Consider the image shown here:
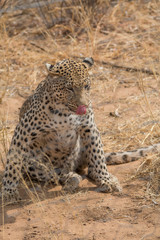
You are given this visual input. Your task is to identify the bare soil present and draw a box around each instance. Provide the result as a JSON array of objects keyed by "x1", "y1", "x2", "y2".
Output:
[{"x1": 0, "y1": 1, "x2": 160, "y2": 239}]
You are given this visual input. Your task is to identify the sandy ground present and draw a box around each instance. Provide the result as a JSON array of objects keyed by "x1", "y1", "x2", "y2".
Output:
[{"x1": 1, "y1": 163, "x2": 160, "y2": 240}]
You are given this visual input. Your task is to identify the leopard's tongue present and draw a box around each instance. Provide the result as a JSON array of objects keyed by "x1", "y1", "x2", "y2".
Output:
[{"x1": 76, "y1": 105, "x2": 87, "y2": 115}]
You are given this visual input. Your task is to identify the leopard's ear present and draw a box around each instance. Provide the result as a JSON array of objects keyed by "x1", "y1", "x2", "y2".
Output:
[
  {"x1": 82, "y1": 57, "x2": 94, "y2": 68},
  {"x1": 46, "y1": 63, "x2": 54, "y2": 71}
]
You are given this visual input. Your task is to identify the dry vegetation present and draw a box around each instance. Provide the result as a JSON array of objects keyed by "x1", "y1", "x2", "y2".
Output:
[{"x1": 0, "y1": 0, "x2": 160, "y2": 239}]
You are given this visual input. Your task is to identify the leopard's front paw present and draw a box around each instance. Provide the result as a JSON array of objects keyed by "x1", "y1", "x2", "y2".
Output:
[
  {"x1": 0, "y1": 188, "x2": 21, "y2": 204},
  {"x1": 109, "y1": 173, "x2": 122, "y2": 192},
  {"x1": 96, "y1": 174, "x2": 122, "y2": 193},
  {"x1": 62, "y1": 173, "x2": 82, "y2": 192}
]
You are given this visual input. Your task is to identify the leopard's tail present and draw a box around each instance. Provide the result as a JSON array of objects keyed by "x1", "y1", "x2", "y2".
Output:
[{"x1": 105, "y1": 143, "x2": 160, "y2": 165}]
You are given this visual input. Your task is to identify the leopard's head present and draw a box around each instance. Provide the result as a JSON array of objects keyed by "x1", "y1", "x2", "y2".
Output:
[{"x1": 46, "y1": 57, "x2": 94, "y2": 114}]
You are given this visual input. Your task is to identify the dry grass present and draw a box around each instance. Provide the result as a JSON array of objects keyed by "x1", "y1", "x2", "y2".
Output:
[{"x1": 0, "y1": 0, "x2": 160, "y2": 205}]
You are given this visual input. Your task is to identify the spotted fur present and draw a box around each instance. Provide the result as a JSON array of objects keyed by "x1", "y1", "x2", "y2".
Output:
[{"x1": 105, "y1": 144, "x2": 160, "y2": 165}]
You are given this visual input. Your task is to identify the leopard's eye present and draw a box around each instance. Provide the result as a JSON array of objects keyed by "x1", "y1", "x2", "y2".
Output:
[{"x1": 84, "y1": 85, "x2": 90, "y2": 90}]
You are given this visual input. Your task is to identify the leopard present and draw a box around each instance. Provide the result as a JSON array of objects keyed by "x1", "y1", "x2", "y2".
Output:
[
  {"x1": 1, "y1": 57, "x2": 160, "y2": 203},
  {"x1": 1, "y1": 57, "x2": 122, "y2": 203}
]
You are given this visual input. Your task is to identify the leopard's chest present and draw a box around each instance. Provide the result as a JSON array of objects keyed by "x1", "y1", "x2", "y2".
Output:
[
  {"x1": 41, "y1": 127, "x2": 80, "y2": 167},
  {"x1": 40, "y1": 114, "x2": 80, "y2": 159}
]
